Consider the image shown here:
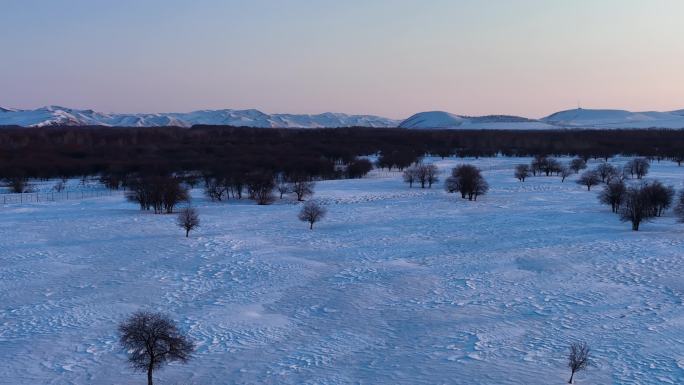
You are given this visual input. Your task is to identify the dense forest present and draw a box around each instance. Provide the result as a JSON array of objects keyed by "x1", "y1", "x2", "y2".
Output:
[{"x1": 1, "y1": 125, "x2": 684, "y2": 181}]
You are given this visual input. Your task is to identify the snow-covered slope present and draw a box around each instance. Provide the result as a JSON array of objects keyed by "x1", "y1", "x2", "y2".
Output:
[
  {"x1": 4, "y1": 106, "x2": 684, "y2": 129},
  {"x1": 542, "y1": 108, "x2": 684, "y2": 129},
  {"x1": 399, "y1": 111, "x2": 557, "y2": 130},
  {"x1": 0, "y1": 106, "x2": 400, "y2": 128}
]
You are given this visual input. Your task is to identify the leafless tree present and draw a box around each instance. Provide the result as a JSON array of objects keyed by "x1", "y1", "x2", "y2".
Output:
[
  {"x1": 567, "y1": 341, "x2": 590, "y2": 384},
  {"x1": 424, "y1": 164, "x2": 439, "y2": 188},
  {"x1": 118, "y1": 311, "x2": 194, "y2": 385},
  {"x1": 403, "y1": 166, "x2": 418, "y2": 188},
  {"x1": 531, "y1": 155, "x2": 546, "y2": 176},
  {"x1": 514, "y1": 164, "x2": 530, "y2": 182},
  {"x1": 53, "y1": 180, "x2": 66, "y2": 192},
  {"x1": 674, "y1": 191, "x2": 684, "y2": 223},
  {"x1": 625, "y1": 158, "x2": 650, "y2": 179},
  {"x1": 569, "y1": 158, "x2": 587, "y2": 174},
  {"x1": 126, "y1": 176, "x2": 188, "y2": 214},
  {"x1": 643, "y1": 180, "x2": 675, "y2": 217},
  {"x1": 598, "y1": 179, "x2": 626, "y2": 213},
  {"x1": 620, "y1": 184, "x2": 656, "y2": 231},
  {"x1": 275, "y1": 173, "x2": 290, "y2": 199},
  {"x1": 595, "y1": 163, "x2": 618, "y2": 183},
  {"x1": 560, "y1": 165, "x2": 572, "y2": 182},
  {"x1": 291, "y1": 176, "x2": 315, "y2": 201},
  {"x1": 204, "y1": 177, "x2": 228, "y2": 201},
  {"x1": 445, "y1": 164, "x2": 488, "y2": 201},
  {"x1": 298, "y1": 201, "x2": 327, "y2": 229},
  {"x1": 177, "y1": 207, "x2": 200, "y2": 237},
  {"x1": 576, "y1": 170, "x2": 600, "y2": 191},
  {"x1": 246, "y1": 171, "x2": 275, "y2": 205}
]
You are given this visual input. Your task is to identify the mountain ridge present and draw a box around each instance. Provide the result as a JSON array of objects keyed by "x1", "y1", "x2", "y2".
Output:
[{"x1": 2, "y1": 106, "x2": 684, "y2": 129}]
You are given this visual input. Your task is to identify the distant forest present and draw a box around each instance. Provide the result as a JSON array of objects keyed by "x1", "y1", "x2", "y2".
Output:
[{"x1": 2, "y1": 125, "x2": 684, "y2": 181}]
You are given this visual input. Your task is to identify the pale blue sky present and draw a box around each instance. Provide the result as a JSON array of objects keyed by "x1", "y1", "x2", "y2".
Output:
[{"x1": 2, "y1": 0, "x2": 683, "y2": 118}]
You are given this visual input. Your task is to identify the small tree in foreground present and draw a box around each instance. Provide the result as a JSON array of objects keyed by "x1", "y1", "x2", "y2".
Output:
[
  {"x1": 567, "y1": 341, "x2": 590, "y2": 384},
  {"x1": 298, "y1": 201, "x2": 327, "y2": 229},
  {"x1": 119, "y1": 311, "x2": 194, "y2": 385},
  {"x1": 177, "y1": 207, "x2": 200, "y2": 237}
]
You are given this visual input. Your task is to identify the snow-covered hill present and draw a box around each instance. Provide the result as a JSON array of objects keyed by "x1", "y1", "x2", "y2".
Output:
[
  {"x1": 399, "y1": 111, "x2": 557, "y2": 130},
  {"x1": 4, "y1": 106, "x2": 684, "y2": 129},
  {"x1": 542, "y1": 108, "x2": 684, "y2": 129},
  {"x1": 399, "y1": 108, "x2": 684, "y2": 129},
  {"x1": 0, "y1": 106, "x2": 400, "y2": 128}
]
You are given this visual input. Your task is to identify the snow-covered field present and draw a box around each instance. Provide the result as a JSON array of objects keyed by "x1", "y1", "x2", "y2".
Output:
[{"x1": 1, "y1": 157, "x2": 683, "y2": 384}]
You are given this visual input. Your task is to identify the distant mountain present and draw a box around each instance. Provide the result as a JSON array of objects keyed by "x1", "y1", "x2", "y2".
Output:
[
  {"x1": 399, "y1": 111, "x2": 557, "y2": 130},
  {"x1": 3, "y1": 106, "x2": 684, "y2": 129},
  {"x1": 400, "y1": 108, "x2": 684, "y2": 129},
  {"x1": 0, "y1": 106, "x2": 401, "y2": 128},
  {"x1": 541, "y1": 108, "x2": 684, "y2": 129}
]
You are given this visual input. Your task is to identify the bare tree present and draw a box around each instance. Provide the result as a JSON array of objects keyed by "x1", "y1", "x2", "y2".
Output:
[
  {"x1": 620, "y1": 184, "x2": 656, "y2": 231},
  {"x1": 119, "y1": 311, "x2": 194, "y2": 385},
  {"x1": 625, "y1": 158, "x2": 650, "y2": 179},
  {"x1": 445, "y1": 164, "x2": 488, "y2": 201},
  {"x1": 177, "y1": 207, "x2": 200, "y2": 237},
  {"x1": 298, "y1": 201, "x2": 327, "y2": 229},
  {"x1": 246, "y1": 171, "x2": 275, "y2": 205},
  {"x1": 204, "y1": 177, "x2": 228, "y2": 201},
  {"x1": 567, "y1": 341, "x2": 590, "y2": 384},
  {"x1": 560, "y1": 165, "x2": 572, "y2": 182},
  {"x1": 53, "y1": 180, "x2": 66, "y2": 192},
  {"x1": 598, "y1": 179, "x2": 626, "y2": 213},
  {"x1": 424, "y1": 164, "x2": 439, "y2": 188},
  {"x1": 403, "y1": 166, "x2": 418, "y2": 188},
  {"x1": 275, "y1": 173, "x2": 290, "y2": 199},
  {"x1": 643, "y1": 181, "x2": 675, "y2": 217},
  {"x1": 595, "y1": 163, "x2": 619, "y2": 183},
  {"x1": 514, "y1": 164, "x2": 530, "y2": 182},
  {"x1": 291, "y1": 176, "x2": 315, "y2": 201},
  {"x1": 674, "y1": 190, "x2": 684, "y2": 223},
  {"x1": 569, "y1": 158, "x2": 587, "y2": 173},
  {"x1": 576, "y1": 170, "x2": 601, "y2": 191}
]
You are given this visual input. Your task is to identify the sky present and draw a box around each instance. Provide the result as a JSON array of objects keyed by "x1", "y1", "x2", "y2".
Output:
[{"x1": 1, "y1": 0, "x2": 684, "y2": 119}]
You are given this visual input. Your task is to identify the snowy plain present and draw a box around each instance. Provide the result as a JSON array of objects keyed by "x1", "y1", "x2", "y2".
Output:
[{"x1": 1, "y1": 157, "x2": 683, "y2": 385}]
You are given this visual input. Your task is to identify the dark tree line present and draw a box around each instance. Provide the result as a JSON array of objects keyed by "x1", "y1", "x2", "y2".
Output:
[{"x1": 4, "y1": 126, "x2": 684, "y2": 184}]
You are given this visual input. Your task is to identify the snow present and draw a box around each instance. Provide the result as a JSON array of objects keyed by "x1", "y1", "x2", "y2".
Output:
[
  {"x1": 399, "y1": 111, "x2": 562, "y2": 130},
  {"x1": 1, "y1": 157, "x2": 684, "y2": 384},
  {"x1": 542, "y1": 108, "x2": 684, "y2": 129},
  {"x1": 0, "y1": 107, "x2": 401, "y2": 128}
]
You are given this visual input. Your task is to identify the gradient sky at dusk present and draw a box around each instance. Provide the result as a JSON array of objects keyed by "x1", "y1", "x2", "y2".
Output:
[{"x1": 2, "y1": 0, "x2": 684, "y2": 119}]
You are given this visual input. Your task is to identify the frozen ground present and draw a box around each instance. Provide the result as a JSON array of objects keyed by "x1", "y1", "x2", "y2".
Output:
[{"x1": 1, "y1": 157, "x2": 683, "y2": 384}]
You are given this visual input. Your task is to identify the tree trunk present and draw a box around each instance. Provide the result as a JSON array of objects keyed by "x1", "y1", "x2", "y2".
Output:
[
  {"x1": 632, "y1": 221, "x2": 639, "y2": 231},
  {"x1": 568, "y1": 370, "x2": 574, "y2": 384},
  {"x1": 186, "y1": 229, "x2": 189, "y2": 237},
  {"x1": 148, "y1": 364, "x2": 154, "y2": 385},
  {"x1": 309, "y1": 222, "x2": 313, "y2": 230}
]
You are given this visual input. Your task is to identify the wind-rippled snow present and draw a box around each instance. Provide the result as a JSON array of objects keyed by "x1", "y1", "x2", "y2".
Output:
[{"x1": 1, "y1": 157, "x2": 683, "y2": 384}]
